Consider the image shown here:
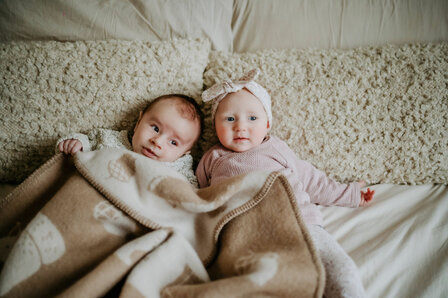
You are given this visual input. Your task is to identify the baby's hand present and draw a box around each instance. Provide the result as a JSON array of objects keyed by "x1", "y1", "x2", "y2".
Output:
[
  {"x1": 58, "y1": 139, "x2": 83, "y2": 155},
  {"x1": 359, "y1": 180, "x2": 375, "y2": 207}
]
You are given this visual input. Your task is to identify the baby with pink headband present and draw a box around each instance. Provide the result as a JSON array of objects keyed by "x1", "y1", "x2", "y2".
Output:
[{"x1": 197, "y1": 68, "x2": 374, "y2": 297}]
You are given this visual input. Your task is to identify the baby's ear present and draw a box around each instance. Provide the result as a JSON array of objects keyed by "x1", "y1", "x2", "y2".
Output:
[{"x1": 134, "y1": 111, "x2": 143, "y2": 131}]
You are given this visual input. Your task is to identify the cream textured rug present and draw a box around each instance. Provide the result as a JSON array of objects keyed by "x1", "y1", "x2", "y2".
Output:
[
  {"x1": 202, "y1": 42, "x2": 448, "y2": 185},
  {"x1": 0, "y1": 39, "x2": 210, "y2": 183}
]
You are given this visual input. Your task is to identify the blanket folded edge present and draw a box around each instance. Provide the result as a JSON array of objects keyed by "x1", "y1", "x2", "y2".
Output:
[
  {"x1": 0, "y1": 154, "x2": 65, "y2": 210},
  {"x1": 275, "y1": 173, "x2": 326, "y2": 298},
  {"x1": 205, "y1": 171, "x2": 325, "y2": 298}
]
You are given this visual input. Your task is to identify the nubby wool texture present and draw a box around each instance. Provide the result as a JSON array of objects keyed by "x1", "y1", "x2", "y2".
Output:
[
  {"x1": 202, "y1": 43, "x2": 448, "y2": 184},
  {"x1": 0, "y1": 39, "x2": 210, "y2": 182}
]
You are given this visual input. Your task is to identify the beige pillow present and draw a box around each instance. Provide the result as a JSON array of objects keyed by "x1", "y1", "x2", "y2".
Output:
[
  {"x1": 0, "y1": 38, "x2": 210, "y2": 183},
  {"x1": 232, "y1": 0, "x2": 448, "y2": 52},
  {"x1": 0, "y1": 0, "x2": 233, "y2": 51},
  {"x1": 202, "y1": 42, "x2": 448, "y2": 185}
]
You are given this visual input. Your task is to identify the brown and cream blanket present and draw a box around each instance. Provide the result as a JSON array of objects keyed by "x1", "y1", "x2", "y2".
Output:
[{"x1": 0, "y1": 148, "x2": 324, "y2": 297}]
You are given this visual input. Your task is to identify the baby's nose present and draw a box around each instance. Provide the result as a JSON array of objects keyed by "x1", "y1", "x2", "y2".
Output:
[
  {"x1": 151, "y1": 136, "x2": 162, "y2": 148},
  {"x1": 234, "y1": 120, "x2": 247, "y2": 131}
]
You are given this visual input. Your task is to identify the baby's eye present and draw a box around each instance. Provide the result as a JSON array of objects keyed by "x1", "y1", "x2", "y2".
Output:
[
  {"x1": 152, "y1": 125, "x2": 159, "y2": 133},
  {"x1": 249, "y1": 116, "x2": 257, "y2": 121},
  {"x1": 170, "y1": 140, "x2": 178, "y2": 146},
  {"x1": 226, "y1": 117, "x2": 235, "y2": 122}
]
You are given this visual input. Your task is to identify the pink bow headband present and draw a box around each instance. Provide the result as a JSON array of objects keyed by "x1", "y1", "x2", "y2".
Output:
[{"x1": 202, "y1": 68, "x2": 273, "y2": 126}]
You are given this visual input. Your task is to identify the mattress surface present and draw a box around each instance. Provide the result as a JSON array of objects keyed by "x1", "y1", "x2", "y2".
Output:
[{"x1": 320, "y1": 184, "x2": 448, "y2": 298}]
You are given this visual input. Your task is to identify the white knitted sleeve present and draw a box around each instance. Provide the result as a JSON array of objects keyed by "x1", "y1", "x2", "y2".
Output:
[
  {"x1": 166, "y1": 154, "x2": 199, "y2": 188},
  {"x1": 55, "y1": 128, "x2": 132, "y2": 154},
  {"x1": 87, "y1": 128, "x2": 131, "y2": 151}
]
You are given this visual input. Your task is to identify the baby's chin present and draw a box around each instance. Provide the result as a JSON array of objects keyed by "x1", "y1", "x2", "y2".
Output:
[
  {"x1": 228, "y1": 143, "x2": 256, "y2": 152},
  {"x1": 156, "y1": 153, "x2": 187, "y2": 163}
]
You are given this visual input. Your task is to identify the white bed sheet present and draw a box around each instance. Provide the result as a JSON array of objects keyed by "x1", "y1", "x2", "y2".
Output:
[{"x1": 320, "y1": 184, "x2": 448, "y2": 298}]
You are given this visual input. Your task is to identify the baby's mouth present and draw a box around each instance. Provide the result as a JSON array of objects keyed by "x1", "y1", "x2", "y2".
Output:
[
  {"x1": 142, "y1": 147, "x2": 158, "y2": 159},
  {"x1": 234, "y1": 137, "x2": 249, "y2": 141}
]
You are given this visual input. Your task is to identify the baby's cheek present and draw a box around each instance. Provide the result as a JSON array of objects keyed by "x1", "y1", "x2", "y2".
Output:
[{"x1": 216, "y1": 128, "x2": 228, "y2": 141}]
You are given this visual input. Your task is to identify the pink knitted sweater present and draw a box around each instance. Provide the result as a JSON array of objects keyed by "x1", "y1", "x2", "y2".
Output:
[{"x1": 196, "y1": 136, "x2": 361, "y2": 226}]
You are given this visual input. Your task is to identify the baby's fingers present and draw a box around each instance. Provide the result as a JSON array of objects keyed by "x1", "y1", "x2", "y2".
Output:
[
  {"x1": 58, "y1": 141, "x2": 65, "y2": 153},
  {"x1": 59, "y1": 139, "x2": 82, "y2": 155},
  {"x1": 364, "y1": 188, "x2": 375, "y2": 202},
  {"x1": 67, "y1": 140, "x2": 82, "y2": 154},
  {"x1": 58, "y1": 140, "x2": 72, "y2": 154},
  {"x1": 64, "y1": 140, "x2": 76, "y2": 153}
]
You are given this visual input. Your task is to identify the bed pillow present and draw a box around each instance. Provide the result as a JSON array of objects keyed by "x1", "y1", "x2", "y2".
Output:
[
  {"x1": 0, "y1": 38, "x2": 210, "y2": 183},
  {"x1": 0, "y1": 0, "x2": 233, "y2": 51},
  {"x1": 232, "y1": 0, "x2": 448, "y2": 52},
  {"x1": 202, "y1": 42, "x2": 448, "y2": 185}
]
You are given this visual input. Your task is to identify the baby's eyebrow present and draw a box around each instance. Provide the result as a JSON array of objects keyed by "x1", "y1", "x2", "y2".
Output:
[{"x1": 148, "y1": 115, "x2": 161, "y2": 124}]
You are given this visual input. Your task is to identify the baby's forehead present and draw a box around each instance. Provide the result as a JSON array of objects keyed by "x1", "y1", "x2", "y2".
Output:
[
  {"x1": 151, "y1": 99, "x2": 200, "y2": 137},
  {"x1": 222, "y1": 89, "x2": 263, "y2": 107},
  {"x1": 173, "y1": 100, "x2": 198, "y2": 121},
  {"x1": 167, "y1": 98, "x2": 201, "y2": 132},
  {"x1": 149, "y1": 97, "x2": 196, "y2": 118}
]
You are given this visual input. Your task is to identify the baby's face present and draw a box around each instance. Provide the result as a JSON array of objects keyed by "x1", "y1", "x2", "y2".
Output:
[
  {"x1": 214, "y1": 89, "x2": 270, "y2": 152},
  {"x1": 132, "y1": 99, "x2": 200, "y2": 162}
]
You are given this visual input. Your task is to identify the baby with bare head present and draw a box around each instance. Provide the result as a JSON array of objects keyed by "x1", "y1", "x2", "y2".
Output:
[{"x1": 57, "y1": 94, "x2": 203, "y2": 185}]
